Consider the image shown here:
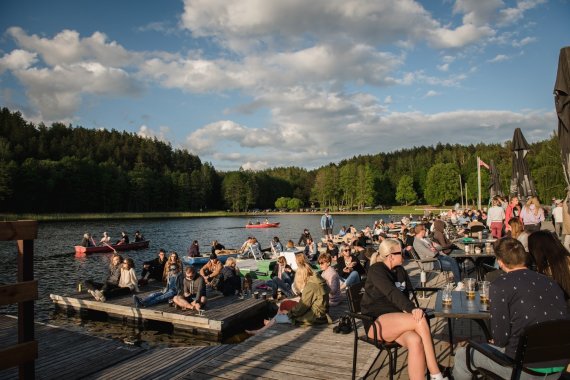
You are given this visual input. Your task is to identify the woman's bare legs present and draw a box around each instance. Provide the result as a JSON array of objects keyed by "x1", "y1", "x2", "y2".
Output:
[
  {"x1": 245, "y1": 318, "x2": 276, "y2": 335},
  {"x1": 368, "y1": 312, "x2": 440, "y2": 378},
  {"x1": 395, "y1": 331, "x2": 426, "y2": 380}
]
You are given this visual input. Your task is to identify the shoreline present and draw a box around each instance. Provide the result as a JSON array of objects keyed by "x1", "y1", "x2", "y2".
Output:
[{"x1": 0, "y1": 206, "x2": 443, "y2": 222}]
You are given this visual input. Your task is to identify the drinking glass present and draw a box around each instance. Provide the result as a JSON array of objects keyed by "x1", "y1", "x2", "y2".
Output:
[
  {"x1": 442, "y1": 282, "x2": 454, "y2": 307},
  {"x1": 474, "y1": 246, "x2": 482, "y2": 255},
  {"x1": 478, "y1": 281, "x2": 490, "y2": 304},
  {"x1": 465, "y1": 278, "x2": 476, "y2": 299}
]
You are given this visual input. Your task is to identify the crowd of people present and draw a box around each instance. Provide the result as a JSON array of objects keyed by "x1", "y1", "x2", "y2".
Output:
[{"x1": 77, "y1": 202, "x2": 570, "y2": 379}]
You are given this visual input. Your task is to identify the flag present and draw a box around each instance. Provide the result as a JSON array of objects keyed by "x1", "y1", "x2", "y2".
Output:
[{"x1": 478, "y1": 158, "x2": 490, "y2": 170}]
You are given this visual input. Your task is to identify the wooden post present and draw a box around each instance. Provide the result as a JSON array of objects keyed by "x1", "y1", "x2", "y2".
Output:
[
  {"x1": 18, "y1": 239, "x2": 35, "y2": 380},
  {"x1": 477, "y1": 157, "x2": 482, "y2": 211}
]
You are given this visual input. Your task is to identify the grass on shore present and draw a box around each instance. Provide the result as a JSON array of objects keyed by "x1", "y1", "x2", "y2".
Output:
[{"x1": 0, "y1": 205, "x2": 452, "y2": 222}]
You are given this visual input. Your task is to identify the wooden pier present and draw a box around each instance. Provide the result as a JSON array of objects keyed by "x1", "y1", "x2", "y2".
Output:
[{"x1": 50, "y1": 284, "x2": 269, "y2": 341}]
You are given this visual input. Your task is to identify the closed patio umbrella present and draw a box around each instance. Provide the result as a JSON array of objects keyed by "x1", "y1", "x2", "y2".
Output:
[
  {"x1": 488, "y1": 159, "x2": 503, "y2": 199},
  {"x1": 510, "y1": 128, "x2": 537, "y2": 201},
  {"x1": 554, "y1": 46, "x2": 570, "y2": 211}
]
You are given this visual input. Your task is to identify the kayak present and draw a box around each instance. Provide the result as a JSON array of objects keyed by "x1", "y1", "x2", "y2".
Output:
[
  {"x1": 74, "y1": 240, "x2": 150, "y2": 255},
  {"x1": 245, "y1": 222, "x2": 280, "y2": 228}
]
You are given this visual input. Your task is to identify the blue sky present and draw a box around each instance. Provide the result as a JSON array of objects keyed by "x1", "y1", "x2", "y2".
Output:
[{"x1": 1, "y1": 0, "x2": 569, "y2": 171}]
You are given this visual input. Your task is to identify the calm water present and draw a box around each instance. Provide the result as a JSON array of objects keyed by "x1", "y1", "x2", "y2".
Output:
[{"x1": 0, "y1": 213, "x2": 403, "y2": 345}]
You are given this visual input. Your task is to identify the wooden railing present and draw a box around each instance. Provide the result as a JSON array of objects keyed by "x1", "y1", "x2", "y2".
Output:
[{"x1": 0, "y1": 220, "x2": 39, "y2": 379}]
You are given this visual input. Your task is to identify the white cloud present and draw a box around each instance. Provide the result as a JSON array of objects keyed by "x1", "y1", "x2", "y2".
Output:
[
  {"x1": 498, "y1": 0, "x2": 546, "y2": 26},
  {"x1": 437, "y1": 63, "x2": 450, "y2": 72},
  {"x1": 513, "y1": 36, "x2": 536, "y2": 47},
  {"x1": 137, "y1": 124, "x2": 171, "y2": 142},
  {"x1": 425, "y1": 90, "x2": 439, "y2": 97},
  {"x1": 384, "y1": 95, "x2": 393, "y2": 104},
  {"x1": 0, "y1": 49, "x2": 37, "y2": 73},
  {"x1": 488, "y1": 54, "x2": 509, "y2": 63}
]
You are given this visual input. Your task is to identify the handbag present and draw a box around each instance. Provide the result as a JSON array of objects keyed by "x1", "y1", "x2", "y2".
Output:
[{"x1": 333, "y1": 315, "x2": 353, "y2": 334}]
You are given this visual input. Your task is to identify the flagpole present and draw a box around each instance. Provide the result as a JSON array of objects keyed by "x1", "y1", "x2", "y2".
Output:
[
  {"x1": 459, "y1": 174, "x2": 464, "y2": 209},
  {"x1": 477, "y1": 157, "x2": 482, "y2": 210}
]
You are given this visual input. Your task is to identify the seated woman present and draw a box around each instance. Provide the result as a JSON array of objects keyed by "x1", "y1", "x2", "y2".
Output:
[
  {"x1": 187, "y1": 240, "x2": 200, "y2": 258},
  {"x1": 133, "y1": 262, "x2": 183, "y2": 308},
  {"x1": 96, "y1": 257, "x2": 139, "y2": 302},
  {"x1": 80, "y1": 233, "x2": 94, "y2": 247},
  {"x1": 508, "y1": 217, "x2": 529, "y2": 252},
  {"x1": 86, "y1": 253, "x2": 122, "y2": 301},
  {"x1": 268, "y1": 256, "x2": 294, "y2": 298},
  {"x1": 162, "y1": 252, "x2": 183, "y2": 283},
  {"x1": 173, "y1": 266, "x2": 206, "y2": 311},
  {"x1": 318, "y1": 252, "x2": 341, "y2": 306},
  {"x1": 246, "y1": 264, "x2": 330, "y2": 335},
  {"x1": 325, "y1": 240, "x2": 339, "y2": 262},
  {"x1": 361, "y1": 239, "x2": 447, "y2": 380},
  {"x1": 219, "y1": 257, "x2": 242, "y2": 296},
  {"x1": 336, "y1": 244, "x2": 365, "y2": 289},
  {"x1": 271, "y1": 236, "x2": 284, "y2": 253}
]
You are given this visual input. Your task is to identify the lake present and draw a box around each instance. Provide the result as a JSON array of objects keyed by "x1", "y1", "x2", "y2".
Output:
[{"x1": 0, "y1": 213, "x2": 406, "y2": 345}]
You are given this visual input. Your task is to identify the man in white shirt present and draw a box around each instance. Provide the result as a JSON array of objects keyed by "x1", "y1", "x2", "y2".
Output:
[{"x1": 552, "y1": 199, "x2": 564, "y2": 238}]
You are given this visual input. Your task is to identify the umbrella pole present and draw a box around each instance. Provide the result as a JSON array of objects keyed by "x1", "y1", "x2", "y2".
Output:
[{"x1": 477, "y1": 157, "x2": 482, "y2": 210}]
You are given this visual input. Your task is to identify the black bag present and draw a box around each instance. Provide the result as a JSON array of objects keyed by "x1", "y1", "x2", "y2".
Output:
[{"x1": 333, "y1": 315, "x2": 352, "y2": 334}]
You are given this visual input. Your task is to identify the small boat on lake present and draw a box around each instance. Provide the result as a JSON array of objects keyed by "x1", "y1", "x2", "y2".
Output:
[
  {"x1": 74, "y1": 240, "x2": 150, "y2": 255},
  {"x1": 245, "y1": 222, "x2": 280, "y2": 229},
  {"x1": 183, "y1": 250, "x2": 239, "y2": 266}
]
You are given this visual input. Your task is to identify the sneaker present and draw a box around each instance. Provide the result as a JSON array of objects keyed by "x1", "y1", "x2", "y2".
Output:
[
  {"x1": 99, "y1": 294, "x2": 106, "y2": 302},
  {"x1": 454, "y1": 282, "x2": 464, "y2": 291},
  {"x1": 88, "y1": 289, "x2": 98, "y2": 300},
  {"x1": 133, "y1": 295, "x2": 143, "y2": 308},
  {"x1": 94, "y1": 290, "x2": 104, "y2": 301}
]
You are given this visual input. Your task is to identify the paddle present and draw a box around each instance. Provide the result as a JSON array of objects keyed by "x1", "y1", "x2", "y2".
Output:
[{"x1": 102, "y1": 241, "x2": 117, "y2": 254}]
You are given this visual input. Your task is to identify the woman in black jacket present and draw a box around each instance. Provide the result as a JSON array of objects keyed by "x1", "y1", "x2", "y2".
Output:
[{"x1": 361, "y1": 239, "x2": 447, "y2": 380}]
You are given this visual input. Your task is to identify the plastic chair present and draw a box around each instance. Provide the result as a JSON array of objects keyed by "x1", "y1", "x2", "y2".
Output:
[{"x1": 465, "y1": 319, "x2": 570, "y2": 379}]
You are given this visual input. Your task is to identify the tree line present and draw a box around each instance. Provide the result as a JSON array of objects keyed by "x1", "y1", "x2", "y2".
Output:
[{"x1": 0, "y1": 107, "x2": 565, "y2": 213}]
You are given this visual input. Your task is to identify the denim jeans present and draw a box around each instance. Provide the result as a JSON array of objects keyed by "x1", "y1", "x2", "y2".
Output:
[
  {"x1": 453, "y1": 345, "x2": 562, "y2": 380},
  {"x1": 141, "y1": 289, "x2": 176, "y2": 307},
  {"x1": 267, "y1": 273, "x2": 293, "y2": 297},
  {"x1": 437, "y1": 254, "x2": 462, "y2": 283},
  {"x1": 340, "y1": 270, "x2": 360, "y2": 287}
]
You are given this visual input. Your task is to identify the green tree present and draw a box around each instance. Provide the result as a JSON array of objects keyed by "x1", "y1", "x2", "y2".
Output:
[
  {"x1": 287, "y1": 197, "x2": 303, "y2": 210},
  {"x1": 424, "y1": 163, "x2": 460, "y2": 205},
  {"x1": 275, "y1": 197, "x2": 290, "y2": 209},
  {"x1": 395, "y1": 175, "x2": 417, "y2": 205}
]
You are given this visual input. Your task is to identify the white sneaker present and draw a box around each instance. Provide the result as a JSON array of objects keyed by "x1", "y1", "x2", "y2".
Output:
[
  {"x1": 454, "y1": 282, "x2": 464, "y2": 291},
  {"x1": 88, "y1": 289, "x2": 97, "y2": 300},
  {"x1": 94, "y1": 290, "x2": 104, "y2": 301}
]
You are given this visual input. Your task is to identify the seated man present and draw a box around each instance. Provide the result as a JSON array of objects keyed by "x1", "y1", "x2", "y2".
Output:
[
  {"x1": 413, "y1": 224, "x2": 463, "y2": 290},
  {"x1": 172, "y1": 266, "x2": 206, "y2": 311},
  {"x1": 453, "y1": 238, "x2": 568, "y2": 380},
  {"x1": 303, "y1": 237, "x2": 319, "y2": 261},
  {"x1": 199, "y1": 253, "x2": 223, "y2": 288},
  {"x1": 139, "y1": 249, "x2": 167, "y2": 285}
]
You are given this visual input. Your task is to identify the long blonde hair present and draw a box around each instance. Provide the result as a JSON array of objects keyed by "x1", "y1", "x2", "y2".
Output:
[
  {"x1": 509, "y1": 218, "x2": 524, "y2": 239},
  {"x1": 524, "y1": 196, "x2": 541, "y2": 215},
  {"x1": 293, "y1": 264, "x2": 313, "y2": 293}
]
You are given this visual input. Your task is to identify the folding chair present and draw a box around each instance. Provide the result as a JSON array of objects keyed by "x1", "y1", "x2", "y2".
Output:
[{"x1": 465, "y1": 319, "x2": 570, "y2": 379}]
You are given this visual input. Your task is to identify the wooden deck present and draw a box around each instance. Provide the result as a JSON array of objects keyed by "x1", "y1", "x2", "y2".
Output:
[{"x1": 50, "y1": 282, "x2": 269, "y2": 341}]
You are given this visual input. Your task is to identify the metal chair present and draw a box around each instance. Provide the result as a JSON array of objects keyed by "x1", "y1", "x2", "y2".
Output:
[
  {"x1": 346, "y1": 282, "x2": 400, "y2": 380},
  {"x1": 465, "y1": 319, "x2": 570, "y2": 379},
  {"x1": 409, "y1": 247, "x2": 449, "y2": 284}
]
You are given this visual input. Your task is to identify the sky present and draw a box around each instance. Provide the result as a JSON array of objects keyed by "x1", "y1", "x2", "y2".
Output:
[{"x1": 1, "y1": 0, "x2": 569, "y2": 171}]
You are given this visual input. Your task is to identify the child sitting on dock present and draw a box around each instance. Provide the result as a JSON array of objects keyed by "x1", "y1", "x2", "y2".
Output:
[
  {"x1": 172, "y1": 266, "x2": 206, "y2": 311},
  {"x1": 133, "y1": 263, "x2": 183, "y2": 308}
]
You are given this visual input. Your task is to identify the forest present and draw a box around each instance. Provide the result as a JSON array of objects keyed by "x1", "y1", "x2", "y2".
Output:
[{"x1": 0, "y1": 107, "x2": 565, "y2": 213}]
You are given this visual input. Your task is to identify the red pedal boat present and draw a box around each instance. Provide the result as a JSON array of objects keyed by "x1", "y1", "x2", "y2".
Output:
[
  {"x1": 245, "y1": 222, "x2": 280, "y2": 229},
  {"x1": 74, "y1": 240, "x2": 150, "y2": 255}
]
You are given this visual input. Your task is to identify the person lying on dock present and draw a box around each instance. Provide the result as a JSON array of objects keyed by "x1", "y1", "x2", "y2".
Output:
[
  {"x1": 246, "y1": 264, "x2": 331, "y2": 335},
  {"x1": 85, "y1": 253, "x2": 122, "y2": 302},
  {"x1": 199, "y1": 253, "x2": 223, "y2": 288},
  {"x1": 211, "y1": 240, "x2": 225, "y2": 254},
  {"x1": 93, "y1": 257, "x2": 139, "y2": 302},
  {"x1": 133, "y1": 263, "x2": 183, "y2": 308},
  {"x1": 139, "y1": 249, "x2": 167, "y2": 286},
  {"x1": 219, "y1": 257, "x2": 242, "y2": 296},
  {"x1": 173, "y1": 266, "x2": 206, "y2": 311}
]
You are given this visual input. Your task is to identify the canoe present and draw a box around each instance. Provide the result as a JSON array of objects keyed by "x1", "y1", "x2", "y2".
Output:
[
  {"x1": 245, "y1": 222, "x2": 280, "y2": 229},
  {"x1": 183, "y1": 250, "x2": 239, "y2": 266},
  {"x1": 74, "y1": 240, "x2": 150, "y2": 255}
]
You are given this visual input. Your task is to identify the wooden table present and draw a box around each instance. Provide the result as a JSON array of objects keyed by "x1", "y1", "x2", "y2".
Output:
[{"x1": 433, "y1": 289, "x2": 491, "y2": 355}]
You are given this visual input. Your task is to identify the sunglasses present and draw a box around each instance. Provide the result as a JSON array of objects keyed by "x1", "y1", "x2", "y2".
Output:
[{"x1": 391, "y1": 251, "x2": 402, "y2": 256}]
